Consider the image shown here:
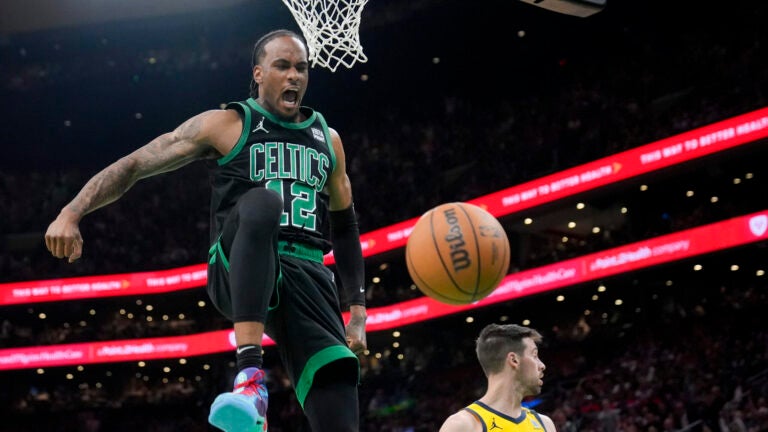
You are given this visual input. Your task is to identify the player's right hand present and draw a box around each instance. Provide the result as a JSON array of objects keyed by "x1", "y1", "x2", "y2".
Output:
[
  {"x1": 45, "y1": 210, "x2": 84, "y2": 263},
  {"x1": 345, "y1": 305, "x2": 368, "y2": 355}
]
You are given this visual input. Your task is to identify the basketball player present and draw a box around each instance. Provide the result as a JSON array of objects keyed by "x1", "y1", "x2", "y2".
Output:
[
  {"x1": 440, "y1": 324, "x2": 557, "y2": 432},
  {"x1": 44, "y1": 29, "x2": 367, "y2": 432}
]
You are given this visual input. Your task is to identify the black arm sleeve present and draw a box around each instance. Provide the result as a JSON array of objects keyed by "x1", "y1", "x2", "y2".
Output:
[{"x1": 329, "y1": 204, "x2": 366, "y2": 308}]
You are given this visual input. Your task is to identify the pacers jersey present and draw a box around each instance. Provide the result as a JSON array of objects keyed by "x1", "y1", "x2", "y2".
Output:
[
  {"x1": 464, "y1": 401, "x2": 548, "y2": 432},
  {"x1": 209, "y1": 98, "x2": 336, "y2": 253}
]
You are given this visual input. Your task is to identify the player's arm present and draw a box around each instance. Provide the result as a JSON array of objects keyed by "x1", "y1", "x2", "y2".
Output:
[
  {"x1": 45, "y1": 109, "x2": 237, "y2": 263},
  {"x1": 439, "y1": 411, "x2": 481, "y2": 432},
  {"x1": 325, "y1": 127, "x2": 367, "y2": 355}
]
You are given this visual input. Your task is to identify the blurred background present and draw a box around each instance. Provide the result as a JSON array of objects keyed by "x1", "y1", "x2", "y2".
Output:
[{"x1": 1, "y1": 0, "x2": 767, "y2": 430}]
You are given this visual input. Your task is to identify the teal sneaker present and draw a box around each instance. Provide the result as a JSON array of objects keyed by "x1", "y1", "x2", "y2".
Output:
[{"x1": 209, "y1": 367, "x2": 268, "y2": 432}]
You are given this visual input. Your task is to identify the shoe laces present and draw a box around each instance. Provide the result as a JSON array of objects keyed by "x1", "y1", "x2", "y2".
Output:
[
  {"x1": 234, "y1": 369, "x2": 268, "y2": 398},
  {"x1": 236, "y1": 369, "x2": 268, "y2": 419}
]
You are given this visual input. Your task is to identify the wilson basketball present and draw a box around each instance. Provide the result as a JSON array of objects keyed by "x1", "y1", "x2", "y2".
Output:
[{"x1": 405, "y1": 202, "x2": 511, "y2": 305}]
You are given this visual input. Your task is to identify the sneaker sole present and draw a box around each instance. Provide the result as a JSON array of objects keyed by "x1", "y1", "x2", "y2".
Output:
[{"x1": 208, "y1": 393, "x2": 267, "y2": 432}]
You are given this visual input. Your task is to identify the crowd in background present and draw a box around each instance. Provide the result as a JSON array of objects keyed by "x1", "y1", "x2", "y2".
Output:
[
  {"x1": 1, "y1": 0, "x2": 768, "y2": 431},
  {"x1": 2, "y1": 268, "x2": 767, "y2": 431}
]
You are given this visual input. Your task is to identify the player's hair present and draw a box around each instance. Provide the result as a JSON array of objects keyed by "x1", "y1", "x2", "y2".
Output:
[
  {"x1": 249, "y1": 29, "x2": 309, "y2": 98},
  {"x1": 475, "y1": 324, "x2": 542, "y2": 376}
]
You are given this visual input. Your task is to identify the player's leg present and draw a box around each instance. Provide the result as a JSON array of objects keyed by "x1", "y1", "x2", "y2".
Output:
[
  {"x1": 302, "y1": 359, "x2": 360, "y2": 432},
  {"x1": 209, "y1": 187, "x2": 283, "y2": 432},
  {"x1": 266, "y1": 257, "x2": 361, "y2": 431},
  {"x1": 229, "y1": 187, "x2": 283, "y2": 327}
]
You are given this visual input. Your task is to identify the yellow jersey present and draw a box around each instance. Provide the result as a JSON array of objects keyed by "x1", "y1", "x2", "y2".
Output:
[{"x1": 464, "y1": 401, "x2": 548, "y2": 432}]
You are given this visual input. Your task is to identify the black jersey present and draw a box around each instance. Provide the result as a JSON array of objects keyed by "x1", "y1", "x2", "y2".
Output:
[{"x1": 209, "y1": 98, "x2": 337, "y2": 253}]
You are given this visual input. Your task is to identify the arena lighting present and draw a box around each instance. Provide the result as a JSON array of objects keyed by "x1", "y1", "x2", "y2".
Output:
[{"x1": 0, "y1": 210, "x2": 765, "y2": 371}]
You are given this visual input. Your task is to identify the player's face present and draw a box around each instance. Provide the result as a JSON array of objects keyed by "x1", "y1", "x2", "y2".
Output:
[
  {"x1": 518, "y1": 338, "x2": 546, "y2": 396},
  {"x1": 253, "y1": 36, "x2": 309, "y2": 121}
]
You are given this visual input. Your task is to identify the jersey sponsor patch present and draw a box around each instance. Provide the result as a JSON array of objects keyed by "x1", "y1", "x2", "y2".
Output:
[{"x1": 311, "y1": 127, "x2": 325, "y2": 142}]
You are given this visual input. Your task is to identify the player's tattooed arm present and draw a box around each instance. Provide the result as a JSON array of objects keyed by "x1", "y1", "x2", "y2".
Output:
[
  {"x1": 64, "y1": 112, "x2": 218, "y2": 219},
  {"x1": 46, "y1": 110, "x2": 235, "y2": 262}
]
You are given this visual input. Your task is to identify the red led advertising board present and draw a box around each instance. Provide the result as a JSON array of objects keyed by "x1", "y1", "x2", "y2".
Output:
[{"x1": 1, "y1": 210, "x2": 765, "y2": 370}]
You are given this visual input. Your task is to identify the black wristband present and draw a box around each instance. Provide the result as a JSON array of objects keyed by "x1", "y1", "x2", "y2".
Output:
[{"x1": 330, "y1": 205, "x2": 366, "y2": 307}]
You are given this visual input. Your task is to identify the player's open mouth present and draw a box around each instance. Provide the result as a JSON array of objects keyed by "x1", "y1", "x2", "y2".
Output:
[{"x1": 283, "y1": 90, "x2": 298, "y2": 106}]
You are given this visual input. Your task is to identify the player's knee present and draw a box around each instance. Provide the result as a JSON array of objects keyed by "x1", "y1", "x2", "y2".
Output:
[{"x1": 238, "y1": 188, "x2": 284, "y2": 229}]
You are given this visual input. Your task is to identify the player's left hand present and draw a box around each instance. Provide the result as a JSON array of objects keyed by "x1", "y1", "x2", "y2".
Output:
[{"x1": 345, "y1": 305, "x2": 367, "y2": 355}]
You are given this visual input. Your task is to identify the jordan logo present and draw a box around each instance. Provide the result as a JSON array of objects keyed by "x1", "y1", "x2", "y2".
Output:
[
  {"x1": 489, "y1": 418, "x2": 502, "y2": 430},
  {"x1": 252, "y1": 117, "x2": 269, "y2": 134}
]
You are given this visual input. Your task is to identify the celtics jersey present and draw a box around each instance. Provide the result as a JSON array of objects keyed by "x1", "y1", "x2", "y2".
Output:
[
  {"x1": 464, "y1": 401, "x2": 548, "y2": 432},
  {"x1": 209, "y1": 98, "x2": 336, "y2": 253}
]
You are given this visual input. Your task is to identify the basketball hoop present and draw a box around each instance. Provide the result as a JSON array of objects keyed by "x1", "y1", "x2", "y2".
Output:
[{"x1": 281, "y1": 0, "x2": 369, "y2": 72}]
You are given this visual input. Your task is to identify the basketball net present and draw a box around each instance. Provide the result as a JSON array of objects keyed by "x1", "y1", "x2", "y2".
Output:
[{"x1": 281, "y1": 0, "x2": 369, "y2": 72}]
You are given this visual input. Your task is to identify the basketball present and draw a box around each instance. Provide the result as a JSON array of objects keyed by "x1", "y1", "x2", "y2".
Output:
[{"x1": 405, "y1": 202, "x2": 511, "y2": 305}]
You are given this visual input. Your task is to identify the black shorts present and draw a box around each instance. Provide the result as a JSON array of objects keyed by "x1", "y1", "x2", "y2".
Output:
[{"x1": 207, "y1": 240, "x2": 359, "y2": 408}]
